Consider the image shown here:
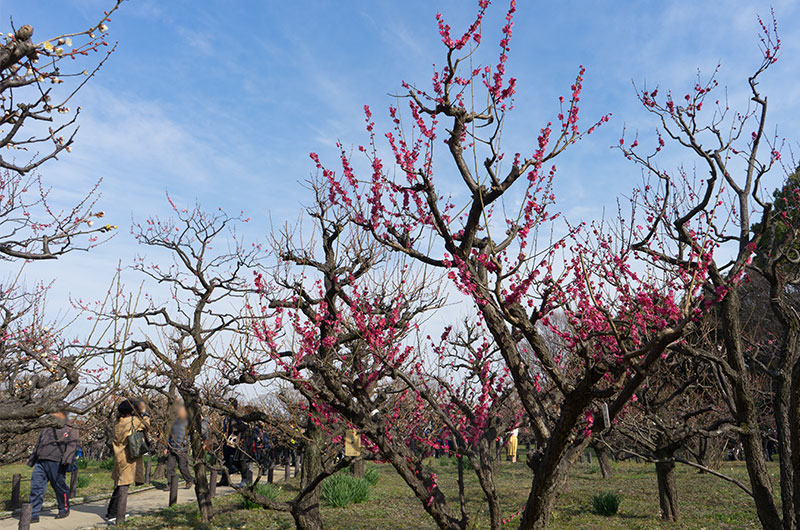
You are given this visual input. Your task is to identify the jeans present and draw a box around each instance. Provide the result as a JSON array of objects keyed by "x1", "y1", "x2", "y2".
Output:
[
  {"x1": 167, "y1": 449, "x2": 193, "y2": 482},
  {"x1": 29, "y1": 460, "x2": 69, "y2": 517}
]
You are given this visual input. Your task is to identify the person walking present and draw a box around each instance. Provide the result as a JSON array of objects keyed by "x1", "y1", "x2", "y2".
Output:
[
  {"x1": 217, "y1": 399, "x2": 243, "y2": 487},
  {"x1": 106, "y1": 399, "x2": 150, "y2": 523},
  {"x1": 27, "y1": 406, "x2": 79, "y2": 522},
  {"x1": 167, "y1": 404, "x2": 194, "y2": 489}
]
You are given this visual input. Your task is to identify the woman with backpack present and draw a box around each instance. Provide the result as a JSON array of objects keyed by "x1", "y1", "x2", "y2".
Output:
[{"x1": 106, "y1": 399, "x2": 150, "y2": 522}]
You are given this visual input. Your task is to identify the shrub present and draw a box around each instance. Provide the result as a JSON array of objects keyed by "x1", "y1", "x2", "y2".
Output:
[
  {"x1": 321, "y1": 473, "x2": 370, "y2": 508},
  {"x1": 75, "y1": 457, "x2": 89, "y2": 469},
  {"x1": 241, "y1": 482, "x2": 280, "y2": 510},
  {"x1": 592, "y1": 491, "x2": 622, "y2": 516},
  {"x1": 76, "y1": 474, "x2": 91, "y2": 489},
  {"x1": 363, "y1": 466, "x2": 379, "y2": 486},
  {"x1": 99, "y1": 457, "x2": 115, "y2": 470}
]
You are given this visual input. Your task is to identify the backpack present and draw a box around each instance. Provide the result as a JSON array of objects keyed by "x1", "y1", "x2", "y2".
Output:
[{"x1": 126, "y1": 417, "x2": 147, "y2": 460}]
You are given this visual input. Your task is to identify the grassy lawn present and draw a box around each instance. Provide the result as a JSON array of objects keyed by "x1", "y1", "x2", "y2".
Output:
[
  {"x1": 117, "y1": 450, "x2": 775, "y2": 529},
  {"x1": 0, "y1": 458, "x2": 158, "y2": 511}
]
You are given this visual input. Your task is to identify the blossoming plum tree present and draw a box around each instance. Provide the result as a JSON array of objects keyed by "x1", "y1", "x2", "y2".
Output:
[
  {"x1": 618, "y1": 13, "x2": 797, "y2": 528},
  {"x1": 308, "y1": 2, "x2": 719, "y2": 528}
]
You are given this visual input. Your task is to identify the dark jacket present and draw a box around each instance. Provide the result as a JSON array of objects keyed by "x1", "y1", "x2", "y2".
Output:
[{"x1": 30, "y1": 424, "x2": 79, "y2": 466}]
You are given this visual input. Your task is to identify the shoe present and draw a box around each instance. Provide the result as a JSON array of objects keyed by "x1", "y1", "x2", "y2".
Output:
[
  {"x1": 184, "y1": 480, "x2": 194, "y2": 489},
  {"x1": 30, "y1": 517, "x2": 39, "y2": 524},
  {"x1": 55, "y1": 511, "x2": 70, "y2": 519},
  {"x1": 216, "y1": 479, "x2": 229, "y2": 487}
]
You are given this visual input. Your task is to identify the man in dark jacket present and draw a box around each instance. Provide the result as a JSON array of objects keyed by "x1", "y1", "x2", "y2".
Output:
[
  {"x1": 28, "y1": 408, "x2": 79, "y2": 522},
  {"x1": 167, "y1": 404, "x2": 194, "y2": 489}
]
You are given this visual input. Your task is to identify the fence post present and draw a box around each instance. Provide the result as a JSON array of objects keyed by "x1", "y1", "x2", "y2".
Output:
[
  {"x1": 18, "y1": 503, "x2": 31, "y2": 530},
  {"x1": 284, "y1": 463, "x2": 290, "y2": 481},
  {"x1": 69, "y1": 468, "x2": 79, "y2": 498},
  {"x1": 209, "y1": 469, "x2": 217, "y2": 496},
  {"x1": 11, "y1": 474, "x2": 21, "y2": 510},
  {"x1": 267, "y1": 464, "x2": 274, "y2": 484},
  {"x1": 116, "y1": 485, "x2": 128, "y2": 525},
  {"x1": 168, "y1": 475, "x2": 178, "y2": 506},
  {"x1": 294, "y1": 454, "x2": 301, "y2": 478},
  {"x1": 145, "y1": 460, "x2": 152, "y2": 484}
]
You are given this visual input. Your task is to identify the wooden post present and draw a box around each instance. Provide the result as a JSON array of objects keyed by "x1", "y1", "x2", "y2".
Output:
[
  {"x1": 11, "y1": 474, "x2": 21, "y2": 510},
  {"x1": 18, "y1": 503, "x2": 31, "y2": 530},
  {"x1": 579, "y1": 454, "x2": 584, "y2": 463},
  {"x1": 145, "y1": 460, "x2": 152, "y2": 484},
  {"x1": 294, "y1": 455, "x2": 301, "y2": 478},
  {"x1": 586, "y1": 451, "x2": 592, "y2": 464},
  {"x1": 168, "y1": 475, "x2": 178, "y2": 506},
  {"x1": 284, "y1": 463, "x2": 290, "y2": 481},
  {"x1": 116, "y1": 485, "x2": 128, "y2": 525},
  {"x1": 267, "y1": 464, "x2": 274, "y2": 484},
  {"x1": 69, "y1": 468, "x2": 79, "y2": 498},
  {"x1": 209, "y1": 470, "x2": 217, "y2": 497}
]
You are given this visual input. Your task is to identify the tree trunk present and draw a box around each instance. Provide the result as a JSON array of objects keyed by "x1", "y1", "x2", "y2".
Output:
[
  {"x1": 774, "y1": 372, "x2": 796, "y2": 530},
  {"x1": 184, "y1": 396, "x2": 213, "y2": 522},
  {"x1": 291, "y1": 406, "x2": 323, "y2": 530},
  {"x1": 476, "y1": 435, "x2": 502, "y2": 530},
  {"x1": 655, "y1": 450, "x2": 679, "y2": 521},
  {"x1": 791, "y1": 357, "x2": 800, "y2": 528},
  {"x1": 595, "y1": 445, "x2": 613, "y2": 479},
  {"x1": 719, "y1": 292, "x2": 783, "y2": 529},
  {"x1": 351, "y1": 459, "x2": 365, "y2": 478},
  {"x1": 518, "y1": 395, "x2": 592, "y2": 530}
]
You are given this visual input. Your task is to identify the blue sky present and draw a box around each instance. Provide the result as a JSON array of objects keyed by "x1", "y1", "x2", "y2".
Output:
[{"x1": 3, "y1": 0, "x2": 800, "y2": 313}]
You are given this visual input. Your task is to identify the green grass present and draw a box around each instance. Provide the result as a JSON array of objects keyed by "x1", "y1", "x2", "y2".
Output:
[{"x1": 112, "y1": 450, "x2": 777, "y2": 529}]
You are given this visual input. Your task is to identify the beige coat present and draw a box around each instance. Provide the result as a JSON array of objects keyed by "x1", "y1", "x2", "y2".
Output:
[{"x1": 112, "y1": 415, "x2": 150, "y2": 486}]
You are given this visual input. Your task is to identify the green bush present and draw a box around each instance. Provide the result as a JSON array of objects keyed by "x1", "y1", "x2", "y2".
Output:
[
  {"x1": 76, "y1": 474, "x2": 91, "y2": 489},
  {"x1": 99, "y1": 457, "x2": 115, "y2": 470},
  {"x1": 321, "y1": 473, "x2": 370, "y2": 508},
  {"x1": 592, "y1": 491, "x2": 622, "y2": 516},
  {"x1": 363, "y1": 466, "x2": 379, "y2": 486},
  {"x1": 75, "y1": 457, "x2": 89, "y2": 469},
  {"x1": 241, "y1": 482, "x2": 280, "y2": 510}
]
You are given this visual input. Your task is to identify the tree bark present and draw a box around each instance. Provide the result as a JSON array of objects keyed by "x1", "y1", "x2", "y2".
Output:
[
  {"x1": 518, "y1": 388, "x2": 593, "y2": 530},
  {"x1": 655, "y1": 450, "x2": 679, "y2": 522},
  {"x1": 595, "y1": 444, "x2": 613, "y2": 479},
  {"x1": 184, "y1": 396, "x2": 213, "y2": 522},
  {"x1": 291, "y1": 405, "x2": 323, "y2": 530},
  {"x1": 351, "y1": 459, "x2": 365, "y2": 478},
  {"x1": 719, "y1": 292, "x2": 782, "y2": 529}
]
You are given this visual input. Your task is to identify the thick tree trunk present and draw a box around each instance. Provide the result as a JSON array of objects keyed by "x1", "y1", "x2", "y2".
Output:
[
  {"x1": 720, "y1": 292, "x2": 782, "y2": 529},
  {"x1": 774, "y1": 373, "x2": 796, "y2": 530},
  {"x1": 791, "y1": 358, "x2": 800, "y2": 528},
  {"x1": 655, "y1": 450, "x2": 679, "y2": 522},
  {"x1": 184, "y1": 396, "x2": 213, "y2": 522},
  {"x1": 518, "y1": 390, "x2": 592, "y2": 530},
  {"x1": 594, "y1": 445, "x2": 613, "y2": 479},
  {"x1": 292, "y1": 408, "x2": 324, "y2": 530},
  {"x1": 476, "y1": 435, "x2": 502, "y2": 530}
]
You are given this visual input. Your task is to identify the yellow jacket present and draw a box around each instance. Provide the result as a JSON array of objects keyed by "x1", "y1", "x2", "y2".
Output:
[{"x1": 112, "y1": 415, "x2": 150, "y2": 486}]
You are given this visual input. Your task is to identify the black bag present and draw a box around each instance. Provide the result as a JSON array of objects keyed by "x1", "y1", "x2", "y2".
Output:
[{"x1": 126, "y1": 417, "x2": 147, "y2": 460}]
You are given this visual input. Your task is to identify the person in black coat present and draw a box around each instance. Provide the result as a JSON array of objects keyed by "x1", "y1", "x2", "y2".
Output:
[{"x1": 28, "y1": 407, "x2": 79, "y2": 522}]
